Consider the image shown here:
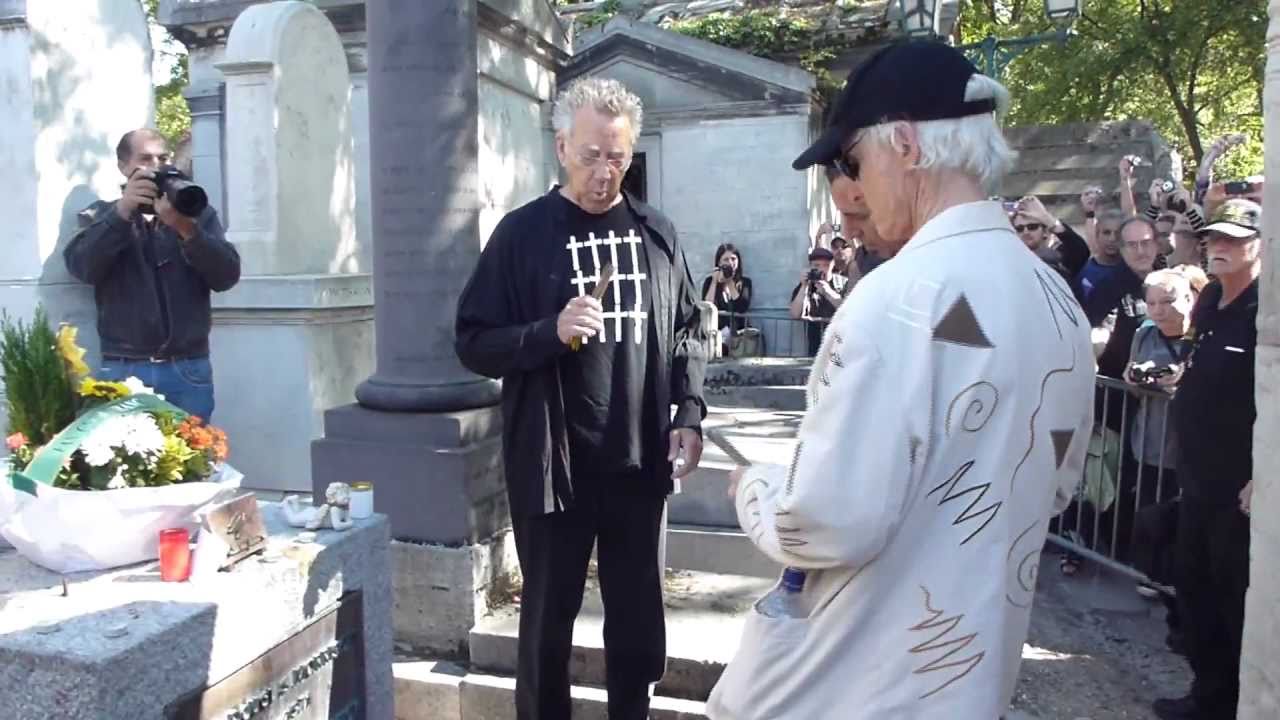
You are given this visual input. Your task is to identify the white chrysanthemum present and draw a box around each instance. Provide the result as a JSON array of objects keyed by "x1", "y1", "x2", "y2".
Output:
[
  {"x1": 79, "y1": 413, "x2": 165, "y2": 466},
  {"x1": 122, "y1": 376, "x2": 156, "y2": 396},
  {"x1": 118, "y1": 414, "x2": 165, "y2": 457},
  {"x1": 80, "y1": 432, "x2": 118, "y2": 467}
]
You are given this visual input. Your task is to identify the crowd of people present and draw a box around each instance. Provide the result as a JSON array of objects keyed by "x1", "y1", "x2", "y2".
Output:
[{"x1": 689, "y1": 115, "x2": 1263, "y2": 720}]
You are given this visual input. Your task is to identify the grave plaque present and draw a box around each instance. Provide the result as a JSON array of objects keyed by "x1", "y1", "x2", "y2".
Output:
[
  {"x1": 203, "y1": 493, "x2": 268, "y2": 569},
  {"x1": 166, "y1": 592, "x2": 366, "y2": 720}
]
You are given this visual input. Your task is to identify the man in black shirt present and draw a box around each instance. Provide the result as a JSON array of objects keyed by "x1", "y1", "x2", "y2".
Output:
[
  {"x1": 455, "y1": 78, "x2": 707, "y2": 720},
  {"x1": 64, "y1": 129, "x2": 239, "y2": 419},
  {"x1": 1155, "y1": 199, "x2": 1262, "y2": 720}
]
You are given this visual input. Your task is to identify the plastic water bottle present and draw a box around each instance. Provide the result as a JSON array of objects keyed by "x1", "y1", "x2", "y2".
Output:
[{"x1": 756, "y1": 567, "x2": 807, "y2": 618}]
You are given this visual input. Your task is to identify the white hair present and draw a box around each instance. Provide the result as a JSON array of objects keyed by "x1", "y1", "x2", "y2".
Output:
[
  {"x1": 552, "y1": 77, "x2": 643, "y2": 143},
  {"x1": 860, "y1": 74, "x2": 1016, "y2": 190}
]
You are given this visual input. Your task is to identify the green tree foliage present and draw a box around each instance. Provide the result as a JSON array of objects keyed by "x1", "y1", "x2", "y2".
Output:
[
  {"x1": 957, "y1": 0, "x2": 1265, "y2": 180},
  {"x1": 143, "y1": 0, "x2": 191, "y2": 147}
]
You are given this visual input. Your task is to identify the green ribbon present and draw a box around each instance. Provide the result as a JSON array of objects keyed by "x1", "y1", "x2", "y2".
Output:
[{"x1": 8, "y1": 394, "x2": 187, "y2": 496}]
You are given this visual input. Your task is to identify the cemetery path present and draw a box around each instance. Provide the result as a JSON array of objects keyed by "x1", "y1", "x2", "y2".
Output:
[{"x1": 1011, "y1": 555, "x2": 1191, "y2": 719}]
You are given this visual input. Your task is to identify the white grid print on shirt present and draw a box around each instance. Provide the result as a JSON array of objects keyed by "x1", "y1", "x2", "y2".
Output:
[{"x1": 565, "y1": 229, "x2": 647, "y2": 345}]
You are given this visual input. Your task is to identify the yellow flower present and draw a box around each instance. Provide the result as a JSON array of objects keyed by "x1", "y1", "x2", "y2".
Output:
[
  {"x1": 56, "y1": 324, "x2": 90, "y2": 379},
  {"x1": 78, "y1": 378, "x2": 130, "y2": 400}
]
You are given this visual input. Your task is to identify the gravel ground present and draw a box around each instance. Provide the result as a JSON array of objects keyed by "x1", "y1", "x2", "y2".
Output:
[{"x1": 1011, "y1": 554, "x2": 1192, "y2": 720}]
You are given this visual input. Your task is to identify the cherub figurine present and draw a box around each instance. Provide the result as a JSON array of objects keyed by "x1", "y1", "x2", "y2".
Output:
[{"x1": 282, "y1": 482, "x2": 354, "y2": 532}]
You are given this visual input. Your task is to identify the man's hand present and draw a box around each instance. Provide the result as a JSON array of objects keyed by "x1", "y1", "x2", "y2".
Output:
[
  {"x1": 727, "y1": 465, "x2": 746, "y2": 500},
  {"x1": 1204, "y1": 183, "x2": 1229, "y2": 216},
  {"x1": 1119, "y1": 156, "x2": 1141, "y2": 187},
  {"x1": 556, "y1": 296, "x2": 605, "y2": 345},
  {"x1": 1240, "y1": 480, "x2": 1254, "y2": 516},
  {"x1": 1155, "y1": 364, "x2": 1184, "y2": 392},
  {"x1": 668, "y1": 428, "x2": 703, "y2": 480},
  {"x1": 155, "y1": 195, "x2": 198, "y2": 241},
  {"x1": 1148, "y1": 179, "x2": 1167, "y2": 209},
  {"x1": 1019, "y1": 195, "x2": 1057, "y2": 229},
  {"x1": 1166, "y1": 187, "x2": 1194, "y2": 213},
  {"x1": 117, "y1": 169, "x2": 159, "y2": 221}
]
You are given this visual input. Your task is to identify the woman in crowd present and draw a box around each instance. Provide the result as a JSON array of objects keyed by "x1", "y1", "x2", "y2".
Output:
[
  {"x1": 702, "y1": 243, "x2": 753, "y2": 349},
  {"x1": 1124, "y1": 264, "x2": 1206, "y2": 650}
]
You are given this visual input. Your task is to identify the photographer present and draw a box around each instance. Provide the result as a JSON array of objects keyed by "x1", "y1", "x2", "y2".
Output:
[
  {"x1": 1156, "y1": 199, "x2": 1262, "y2": 720},
  {"x1": 789, "y1": 247, "x2": 849, "y2": 356},
  {"x1": 1012, "y1": 195, "x2": 1090, "y2": 281},
  {"x1": 64, "y1": 128, "x2": 239, "y2": 420},
  {"x1": 702, "y1": 243, "x2": 753, "y2": 347}
]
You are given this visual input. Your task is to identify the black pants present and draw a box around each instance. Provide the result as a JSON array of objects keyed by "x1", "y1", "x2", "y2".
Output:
[
  {"x1": 511, "y1": 485, "x2": 666, "y2": 720},
  {"x1": 1174, "y1": 496, "x2": 1250, "y2": 712}
]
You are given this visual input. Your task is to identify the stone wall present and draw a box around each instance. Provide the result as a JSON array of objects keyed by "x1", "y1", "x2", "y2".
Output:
[{"x1": 1237, "y1": 2, "x2": 1280, "y2": 715}]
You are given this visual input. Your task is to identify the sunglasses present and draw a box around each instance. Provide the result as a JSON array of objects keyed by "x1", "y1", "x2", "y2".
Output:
[
  {"x1": 831, "y1": 137, "x2": 862, "y2": 180},
  {"x1": 1013, "y1": 223, "x2": 1044, "y2": 233}
]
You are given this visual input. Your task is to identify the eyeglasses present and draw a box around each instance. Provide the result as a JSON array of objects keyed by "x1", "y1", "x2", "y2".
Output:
[
  {"x1": 575, "y1": 149, "x2": 631, "y2": 172},
  {"x1": 832, "y1": 137, "x2": 862, "y2": 180},
  {"x1": 1013, "y1": 223, "x2": 1044, "y2": 233}
]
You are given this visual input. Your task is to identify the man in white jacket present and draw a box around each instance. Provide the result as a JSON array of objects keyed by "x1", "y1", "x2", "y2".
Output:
[{"x1": 707, "y1": 41, "x2": 1095, "y2": 720}]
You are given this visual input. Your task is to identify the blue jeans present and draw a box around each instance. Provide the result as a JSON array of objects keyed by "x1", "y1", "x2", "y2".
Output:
[{"x1": 99, "y1": 356, "x2": 216, "y2": 421}]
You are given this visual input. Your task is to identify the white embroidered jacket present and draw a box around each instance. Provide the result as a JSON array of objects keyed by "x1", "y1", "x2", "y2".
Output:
[{"x1": 707, "y1": 202, "x2": 1095, "y2": 720}]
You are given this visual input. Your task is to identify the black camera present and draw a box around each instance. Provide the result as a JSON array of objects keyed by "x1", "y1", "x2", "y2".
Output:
[
  {"x1": 718, "y1": 263, "x2": 734, "y2": 278},
  {"x1": 807, "y1": 267, "x2": 824, "y2": 283},
  {"x1": 1160, "y1": 180, "x2": 1187, "y2": 213},
  {"x1": 1129, "y1": 361, "x2": 1177, "y2": 385},
  {"x1": 140, "y1": 166, "x2": 208, "y2": 217}
]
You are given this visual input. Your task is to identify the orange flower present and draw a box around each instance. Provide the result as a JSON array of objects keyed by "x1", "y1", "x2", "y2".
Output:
[{"x1": 5, "y1": 432, "x2": 27, "y2": 452}]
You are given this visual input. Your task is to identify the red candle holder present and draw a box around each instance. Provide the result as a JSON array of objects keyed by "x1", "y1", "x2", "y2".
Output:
[{"x1": 159, "y1": 528, "x2": 191, "y2": 582}]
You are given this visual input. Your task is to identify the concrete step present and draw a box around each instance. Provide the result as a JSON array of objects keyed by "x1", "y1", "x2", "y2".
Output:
[
  {"x1": 469, "y1": 569, "x2": 776, "y2": 702},
  {"x1": 668, "y1": 409, "x2": 801, "y2": 527},
  {"x1": 703, "y1": 384, "x2": 805, "y2": 411},
  {"x1": 705, "y1": 357, "x2": 811, "y2": 388},
  {"x1": 394, "y1": 659, "x2": 708, "y2": 720},
  {"x1": 666, "y1": 524, "x2": 778, "y2": 579}
]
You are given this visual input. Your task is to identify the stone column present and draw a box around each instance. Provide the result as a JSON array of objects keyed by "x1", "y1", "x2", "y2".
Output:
[
  {"x1": 352, "y1": 0, "x2": 500, "y2": 413},
  {"x1": 1238, "y1": 2, "x2": 1280, "y2": 715}
]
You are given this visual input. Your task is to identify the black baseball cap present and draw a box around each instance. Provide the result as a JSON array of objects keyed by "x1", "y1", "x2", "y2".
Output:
[
  {"x1": 793, "y1": 41, "x2": 997, "y2": 171},
  {"x1": 809, "y1": 247, "x2": 835, "y2": 261}
]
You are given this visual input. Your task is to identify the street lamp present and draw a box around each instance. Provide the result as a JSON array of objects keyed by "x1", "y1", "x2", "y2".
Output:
[
  {"x1": 899, "y1": 0, "x2": 943, "y2": 40},
  {"x1": 893, "y1": 0, "x2": 1082, "y2": 78}
]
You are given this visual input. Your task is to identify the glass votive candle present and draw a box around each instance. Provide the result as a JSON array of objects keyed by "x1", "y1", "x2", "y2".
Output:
[{"x1": 159, "y1": 528, "x2": 192, "y2": 582}]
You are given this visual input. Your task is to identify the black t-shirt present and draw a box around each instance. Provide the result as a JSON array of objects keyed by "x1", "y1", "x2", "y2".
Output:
[
  {"x1": 1174, "y1": 280, "x2": 1259, "y2": 501},
  {"x1": 555, "y1": 196, "x2": 659, "y2": 479}
]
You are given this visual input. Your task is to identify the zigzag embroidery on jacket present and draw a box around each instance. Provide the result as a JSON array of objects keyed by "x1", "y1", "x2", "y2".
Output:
[
  {"x1": 908, "y1": 586, "x2": 986, "y2": 699},
  {"x1": 927, "y1": 460, "x2": 1001, "y2": 545}
]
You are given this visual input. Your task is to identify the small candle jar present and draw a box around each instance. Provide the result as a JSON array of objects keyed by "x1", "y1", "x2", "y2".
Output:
[
  {"x1": 158, "y1": 528, "x2": 192, "y2": 582},
  {"x1": 349, "y1": 482, "x2": 374, "y2": 520}
]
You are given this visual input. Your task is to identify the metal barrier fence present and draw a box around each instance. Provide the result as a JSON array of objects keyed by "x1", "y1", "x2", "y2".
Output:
[
  {"x1": 1048, "y1": 375, "x2": 1179, "y2": 584},
  {"x1": 704, "y1": 307, "x2": 825, "y2": 360}
]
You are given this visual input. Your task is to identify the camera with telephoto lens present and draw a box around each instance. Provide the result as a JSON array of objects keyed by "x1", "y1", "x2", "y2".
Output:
[
  {"x1": 807, "y1": 267, "x2": 823, "y2": 283},
  {"x1": 1160, "y1": 180, "x2": 1187, "y2": 213},
  {"x1": 1129, "y1": 361, "x2": 1177, "y2": 385},
  {"x1": 139, "y1": 165, "x2": 209, "y2": 217}
]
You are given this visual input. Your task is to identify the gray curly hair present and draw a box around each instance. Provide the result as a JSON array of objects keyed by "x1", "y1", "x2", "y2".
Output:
[{"x1": 552, "y1": 77, "x2": 643, "y2": 143}]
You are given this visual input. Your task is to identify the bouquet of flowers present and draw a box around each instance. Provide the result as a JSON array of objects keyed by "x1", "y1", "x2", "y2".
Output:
[
  {"x1": 2, "y1": 310, "x2": 230, "y2": 491},
  {"x1": 1, "y1": 308, "x2": 240, "y2": 573}
]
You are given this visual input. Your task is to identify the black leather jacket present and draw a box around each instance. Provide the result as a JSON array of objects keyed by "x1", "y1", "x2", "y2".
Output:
[{"x1": 64, "y1": 201, "x2": 240, "y2": 359}]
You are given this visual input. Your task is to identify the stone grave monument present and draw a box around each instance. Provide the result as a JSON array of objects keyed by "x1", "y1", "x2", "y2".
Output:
[
  {"x1": 198, "y1": 0, "x2": 375, "y2": 498},
  {"x1": 0, "y1": 0, "x2": 154, "y2": 429},
  {"x1": 0, "y1": 505, "x2": 393, "y2": 720}
]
